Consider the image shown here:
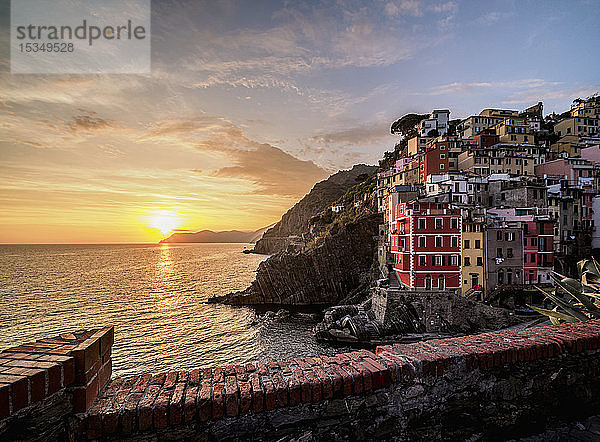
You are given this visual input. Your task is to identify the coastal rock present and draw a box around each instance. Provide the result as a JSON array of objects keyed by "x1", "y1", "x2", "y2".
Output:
[
  {"x1": 208, "y1": 213, "x2": 381, "y2": 306},
  {"x1": 252, "y1": 164, "x2": 377, "y2": 255}
]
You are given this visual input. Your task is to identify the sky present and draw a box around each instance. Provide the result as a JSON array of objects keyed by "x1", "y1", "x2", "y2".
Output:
[{"x1": 1, "y1": 0, "x2": 599, "y2": 243}]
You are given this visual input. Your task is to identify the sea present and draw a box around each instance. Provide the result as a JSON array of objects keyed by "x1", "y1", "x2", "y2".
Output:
[{"x1": 0, "y1": 243, "x2": 347, "y2": 377}]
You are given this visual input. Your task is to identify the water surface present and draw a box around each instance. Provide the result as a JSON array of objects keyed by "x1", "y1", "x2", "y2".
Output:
[{"x1": 0, "y1": 243, "x2": 346, "y2": 377}]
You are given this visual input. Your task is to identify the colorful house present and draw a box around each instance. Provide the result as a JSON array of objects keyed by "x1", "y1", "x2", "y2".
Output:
[{"x1": 390, "y1": 202, "x2": 461, "y2": 291}]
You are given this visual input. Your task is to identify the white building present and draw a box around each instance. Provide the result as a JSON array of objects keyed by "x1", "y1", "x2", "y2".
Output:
[{"x1": 418, "y1": 109, "x2": 450, "y2": 137}]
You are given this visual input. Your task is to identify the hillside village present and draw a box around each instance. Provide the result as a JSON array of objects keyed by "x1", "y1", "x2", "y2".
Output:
[{"x1": 373, "y1": 95, "x2": 600, "y2": 306}]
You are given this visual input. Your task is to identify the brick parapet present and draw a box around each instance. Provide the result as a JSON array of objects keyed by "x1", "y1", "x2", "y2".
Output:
[
  {"x1": 0, "y1": 326, "x2": 114, "y2": 422},
  {"x1": 4, "y1": 320, "x2": 600, "y2": 440},
  {"x1": 78, "y1": 320, "x2": 600, "y2": 440}
]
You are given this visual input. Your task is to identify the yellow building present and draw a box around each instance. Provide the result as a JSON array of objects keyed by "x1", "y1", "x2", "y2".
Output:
[
  {"x1": 462, "y1": 218, "x2": 485, "y2": 298},
  {"x1": 492, "y1": 117, "x2": 534, "y2": 144},
  {"x1": 407, "y1": 135, "x2": 431, "y2": 156},
  {"x1": 570, "y1": 98, "x2": 600, "y2": 118}
]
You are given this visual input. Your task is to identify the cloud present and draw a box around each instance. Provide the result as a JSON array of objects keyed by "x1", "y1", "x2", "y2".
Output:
[
  {"x1": 205, "y1": 143, "x2": 329, "y2": 196},
  {"x1": 142, "y1": 116, "x2": 328, "y2": 197},
  {"x1": 423, "y1": 79, "x2": 566, "y2": 96},
  {"x1": 501, "y1": 86, "x2": 600, "y2": 106},
  {"x1": 68, "y1": 113, "x2": 117, "y2": 133},
  {"x1": 476, "y1": 11, "x2": 514, "y2": 25},
  {"x1": 308, "y1": 122, "x2": 393, "y2": 147}
]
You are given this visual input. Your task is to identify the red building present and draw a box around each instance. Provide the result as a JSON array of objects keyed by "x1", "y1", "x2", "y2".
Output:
[
  {"x1": 390, "y1": 202, "x2": 461, "y2": 290},
  {"x1": 523, "y1": 218, "x2": 554, "y2": 284},
  {"x1": 469, "y1": 131, "x2": 499, "y2": 149},
  {"x1": 419, "y1": 141, "x2": 449, "y2": 182}
]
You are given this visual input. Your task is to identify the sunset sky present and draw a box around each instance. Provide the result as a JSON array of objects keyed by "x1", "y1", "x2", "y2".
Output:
[{"x1": 1, "y1": 0, "x2": 599, "y2": 243}]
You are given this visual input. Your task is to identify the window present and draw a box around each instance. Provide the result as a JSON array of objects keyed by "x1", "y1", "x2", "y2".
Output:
[
  {"x1": 475, "y1": 239, "x2": 481, "y2": 249},
  {"x1": 451, "y1": 255, "x2": 458, "y2": 266},
  {"x1": 440, "y1": 164, "x2": 445, "y2": 169},
  {"x1": 464, "y1": 257, "x2": 471, "y2": 266},
  {"x1": 464, "y1": 239, "x2": 470, "y2": 249},
  {"x1": 440, "y1": 154, "x2": 446, "y2": 159},
  {"x1": 434, "y1": 255, "x2": 443, "y2": 266},
  {"x1": 531, "y1": 238, "x2": 537, "y2": 246},
  {"x1": 498, "y1": 270, "x2": 504, "y2": 284},
  {"x1": 497, "y1": 248, "x2": 503, "y2": 258},
  {"x1": 419, "y1": 236, "x2": 426, "y2": 248},
  {"x1": 419, "y1": 255, "x2": 426, "y2": 266},
  {"x1": 419, "y1": 218, "x2": 426, "y2": 229},
  {"x1": 497, "y1": 231, "x2": 502, "y2": 241},
  {"x1": 435, "y1": 218, "x2": 443, "y2": 229},
  {"x1": 451, "y1": 218, "x2": 458, "y2": 229},
  {"x1": 507, "y1": 248, "x2": 513, "y2": 258},
  {"x1": 451, "y1": 236, "x2": 459, "y2": 248},
  {"x1": 477, "y1": 256, "x2": 483, "y2": 266},
  {"x1": 435, "y1": 236, "x2": 443, "y2": 248}
]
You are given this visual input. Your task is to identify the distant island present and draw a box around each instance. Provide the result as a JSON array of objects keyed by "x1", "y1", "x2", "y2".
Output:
[{"x1": 159, "y1": 225, "x2": 272, "y2": 244}]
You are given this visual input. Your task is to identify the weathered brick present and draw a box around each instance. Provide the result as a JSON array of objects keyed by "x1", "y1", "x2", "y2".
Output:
[
  {"x1": 184, "y1": 385, "x2": 199, "y2": 422},
  {"x1": 287, "y1": 376, "x2": 302, "y2": 406},
  {"x1": 198, "y1": 380, "x2": 212, "y2": 421},
  {"x1": 239, "y1": 381, "x2": 252, "y2": 412},
  {"x1": 313, "y1": 366, "x2": 332, "y2": 399},
  {"x1": 72, "y1": 375, "x2": 99, "y2": 413},
  {"x1": 189, "y1": 368, "x2": 200, "y2": 385},
  {"x1": 304, "y1": 370, "x2": 322, "y2": 402},
  {"x1": 153, "y1": 388, "x2": 171, "y2": 429},
  {"x1": 235, "y1": 364, "x2": 247, "y2": 381},
  {"x1": 120, "y1": 393, "x2": 142, "y2": 434},
  {"x1": 292, "y1": 368, "x2": 311, "y2": 403},
  {"x1": 169, "y1": 382, "x2": 186, "y2": 425},
  {"x1": 256, "y1": 363, "x2": 269, "y2": 376},
  {"x1": 224, "y1": 375, "x2": 239, "y2": 417},
  {"x1": 132, "y1": 373, "x2": 152, "y2": 394},
  {"x1": 0, "y1": 383, "x2": 10, "y2": 418},
  {"x1": 87, "y1": 397, "x2": 111, "y2": 439},
  {"x1": 213, "y1": 367, "x2": 224, "y2": 383},
  {"x1": 249, "y1": 373, "x2": 263, "y2": 412},
  {"x1": 163, "y1": 371, "x2": 178, "y2": 389},
  {"x1": 263, "y1": 380, "x2": 276, "y2": 410},
  {"x1": 212, "y1": 383, "x2": 225, "y2": 419},
  {"x1": 48, "y1": 363, "x2": 62, "y2": 394},
  {"x1": 272, "y1": 373, "x2": 288, "y2": 407},
  {"x1": 138, "y1": 384, "x2": 161, "y2": 431}
]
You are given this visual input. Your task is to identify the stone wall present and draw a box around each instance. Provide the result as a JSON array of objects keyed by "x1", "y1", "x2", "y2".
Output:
[{"x1": 4, "y1": 321, "x2": 600, "y2": 440}]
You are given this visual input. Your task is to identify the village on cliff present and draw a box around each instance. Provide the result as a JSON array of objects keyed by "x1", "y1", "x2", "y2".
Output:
[{"x1": 374, "y1": 95, "x2": 600, "y2": 304}]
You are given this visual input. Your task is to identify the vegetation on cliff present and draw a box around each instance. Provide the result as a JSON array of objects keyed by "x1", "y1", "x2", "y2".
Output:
[{"x1": 252, "y1": 164, "x2": 377, "y2": 254}]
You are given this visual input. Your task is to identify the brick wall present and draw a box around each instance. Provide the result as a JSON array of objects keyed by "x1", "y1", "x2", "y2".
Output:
[
  {"x1": 4, "y1": 321, "x2": 600, "y2": 440},
  {"x1": 0, "y1": 326, "x2": 113, "y2": 439}
]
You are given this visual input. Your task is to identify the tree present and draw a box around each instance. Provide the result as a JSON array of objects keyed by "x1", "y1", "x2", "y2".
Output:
[{"x1": 390, "y1": 113, "x2": 429, "y2": 137}]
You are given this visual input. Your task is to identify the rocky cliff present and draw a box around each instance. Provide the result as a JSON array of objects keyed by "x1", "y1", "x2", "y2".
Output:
[
  {"x1": 208, "y1": 213, "x2": 381, "y2": 306},
  {"x1": 252, "y1": 164, "x2": 377, "y2": 254}
]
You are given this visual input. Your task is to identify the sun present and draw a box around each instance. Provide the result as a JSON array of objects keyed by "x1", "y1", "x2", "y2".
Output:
[{"x1": 148, "y1": 211, "x2": 182, "y2": 235}]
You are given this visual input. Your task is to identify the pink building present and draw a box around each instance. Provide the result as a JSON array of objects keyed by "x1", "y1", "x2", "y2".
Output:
[{"x1": 534, "y1": 158, "x2": 594, "y2": 184}]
